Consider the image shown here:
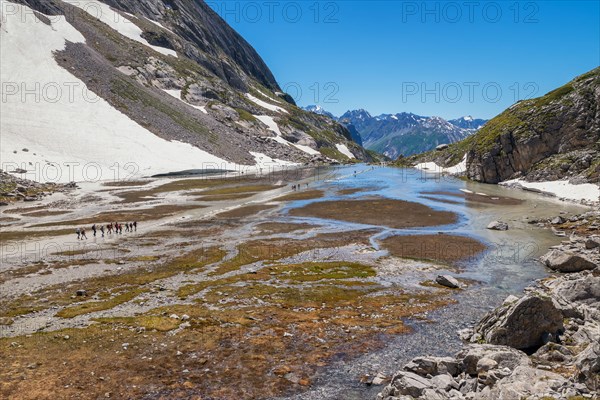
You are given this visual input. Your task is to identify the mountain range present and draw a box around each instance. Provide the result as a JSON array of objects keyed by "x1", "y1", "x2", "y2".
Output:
[
  {"x1": 1, "y1": 0, "x2": 371, "y2": 182},
  {"x1": 303, "y1": 106, "x2": 488, "y2": 158}
]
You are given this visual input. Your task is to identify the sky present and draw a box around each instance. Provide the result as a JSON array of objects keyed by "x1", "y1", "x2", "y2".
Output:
[{"x1": 207, "y1": 1, "x2": 600, "y2": 120}]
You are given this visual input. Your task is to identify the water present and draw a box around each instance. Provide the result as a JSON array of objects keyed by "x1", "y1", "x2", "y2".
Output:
[{"x1": 269, "y1": 164, "x2": 587, "y2": 400}]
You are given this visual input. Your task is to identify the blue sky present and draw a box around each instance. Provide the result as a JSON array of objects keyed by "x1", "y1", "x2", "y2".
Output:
[{"x1": 208, "y1": 1, "x2": 600, "y2": 120}]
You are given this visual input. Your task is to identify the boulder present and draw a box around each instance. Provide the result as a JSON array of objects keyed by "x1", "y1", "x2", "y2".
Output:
[
  {"x1": 585, "y1": 238, "x2": 600, "y2": 249},
  {"x1": 458, "y1": 344, "x2": 530, "y2": 376},
  {"x1": 387, "y1": 371, "x2": 432, "y2": 397},
  {"x1": 540, "y1": 250, "x2": 597, "y2": 273},
  {"x1": 551, "y1": 216, "x2": 566, "y2": 224},
  {"x1": 435, "y1": 275, "x2": 460, "y2": 289},
  {"x1": 487, "y1": 221, "x2": 509, "y2": 231},
  {"x1": 575, "y1": 341, "x2": 600, "y2": 386},
  {"x1": 479, "y1": 366, "x2": 569, "y2": 400},
  {"x1": 473, "y1": 294, "x2": 564, "y2": 350}
]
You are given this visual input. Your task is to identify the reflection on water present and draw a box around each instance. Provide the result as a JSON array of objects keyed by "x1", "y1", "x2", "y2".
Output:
[{"x1": 272, "y1": 164, "x2": 587, "y2": 400}]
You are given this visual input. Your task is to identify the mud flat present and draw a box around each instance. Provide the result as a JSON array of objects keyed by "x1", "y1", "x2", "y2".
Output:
[{"x1": 288, "y1": 197, "x2": 458, "y2": 229}]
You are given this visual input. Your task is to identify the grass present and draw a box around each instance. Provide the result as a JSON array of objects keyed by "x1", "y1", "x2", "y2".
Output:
[
  {"x1": 380, "y1": 234, "x2": 487, "y2": 265},
  {"x1": 56, "y1": 288, "x2": 148, "y2": 318},
  {"x1": 201, "y1": 184, "x2": 283, "y2": 196},
  {"x1": 273, "y1": 190, "x2": 324, "y2": 202},
  {"x1": 288, "y1": 197, "x2": 458, "y2": 229},
  {"x1": 208, "y1": 230, "x2": 375, "y2": 276}
]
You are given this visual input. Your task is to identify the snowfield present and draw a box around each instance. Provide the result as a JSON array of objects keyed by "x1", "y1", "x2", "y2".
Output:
[
  {"x1": 335, "y1": 143, "x2": 355, "y2": 159},
  {"x1": 246, "y1": 93, "x2": 288, "y2": 113},
  {"x1": 63, "y1": 0, "x2": 178, "y2": 57},
  {"x1": 0, "y1": 2, "x2": 239, "y2": 182},
  {"x1": 501, "y1": 179, "x2": 600, "y2": 203}
]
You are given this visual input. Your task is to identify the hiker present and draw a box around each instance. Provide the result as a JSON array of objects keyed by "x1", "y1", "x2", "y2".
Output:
[
  {"x1": 80, "y1": 228, "x2": 88, "y2": 240},
  {"x1": 92, "y1": 224, "x2": 97, "y2": 237},
  {"x1": 133, "y1": 221, "x2": 137, "y2": 231},
  {"x1": 100, "y1": 225, "x2": 105, "y2": 237},
  {"x1": 125, "y1": 223, "x2": 130, "y2": 233},
  {"x1": 129, "y1": 222, "x2": 134, "y2": 231},
  {"x1": 107, "y1": 223, "x2": 112, "y2": 234},
  {"x1": 76, "y1": 227, "x2": 81, "y2": 240},
  {"x1": 119, "y1": 224, "x2": 123, "y2": 234}
]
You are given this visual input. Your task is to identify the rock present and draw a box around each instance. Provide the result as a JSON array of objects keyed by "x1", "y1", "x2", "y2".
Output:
[
  {"x1": 388, "y1": 371, "x2": 433, "y2": 397},
  {"x1": 404, "y1": 357, "x2": 438, "y2": 376},
  {"x1": 575, "y1": 341, "x2": 600, "y2": 386},
  {"x1": 435, "y1": 275, "x2": 460, "y2": 289},
  {"x1": 436, "y1": 144, "x2": 449, "y2": 151},
  {"x1": 430, "y1": 374, "x2": 456, "y2": 391},
  {"x1": 487, "y1": 221, "x2": 509, "y2": 231},
  {"x1": 585, "y1": 238, "x2": 600, "y2": 249},
  {"x1": 473, "y1": 294, "x2": 564, "y2": 350},
  {"x1": 540, "y1": 249, "x2": 597, "y2": 273},
  {"x1": 476, "y1": 357, "x2": 498, "y2": 373},
  {"x1": 459, "y1": 345, "x2": 530, "y2": 376},
  {"x1": 371, "y1": 372, "x2": 388, "y2": 386},
  {"x1": 552, "y1": 216, "x2": 566, "y2": 224},
  {"x1": 481, "y1": 366, "x2": 568, "y2": 400},
  {"x1": 76, "y1": 290, "x2": 87, "y2": 297}
]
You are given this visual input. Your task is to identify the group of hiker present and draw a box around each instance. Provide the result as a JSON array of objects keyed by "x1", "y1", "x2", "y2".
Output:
[
  {"x1": 76, "y1": 221, "x2": 137, "y2": 240},
  {"x1": 291, "y1": 183, "x2": 309, "y2": 191}
]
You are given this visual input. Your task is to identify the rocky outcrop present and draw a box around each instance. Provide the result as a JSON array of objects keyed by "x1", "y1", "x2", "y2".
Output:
[
  {"x1": 465, "y1": 68, "x2": 600, "y2": 184},
  {"x1": 0, "y1": 170, "x2": 76, "y2": 205},
  {"x1": 408, "y1": 68, "x2": 600, "y2": 185},
  {"x1": 378, "y1": 230, "x2": 600, "y2": 400}
]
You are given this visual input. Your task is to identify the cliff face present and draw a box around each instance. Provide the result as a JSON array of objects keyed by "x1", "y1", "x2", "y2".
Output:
[
  {"x1": 406, "y1": 68, "x2": 600, "y2": 185},
  {"x1": 464, "y1": 68, "x2": 600, "y2": 184}
]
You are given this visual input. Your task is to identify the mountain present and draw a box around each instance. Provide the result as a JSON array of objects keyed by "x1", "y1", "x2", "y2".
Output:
[
  {"x1": 448, "y1": 116, "x2": 488, "y2": 130},
  {"x1": 410, "y1": 67, "x2": 600, "y2": 184},
  {"x1": 302, "y1": 105, "x2": 336, "y2": 119},
  {"x1": 1, "y1": 0, "x2": 370, "y2": 182},
  {"x1": 338, "y1": 110, "x2": 487, "y2": 159}
]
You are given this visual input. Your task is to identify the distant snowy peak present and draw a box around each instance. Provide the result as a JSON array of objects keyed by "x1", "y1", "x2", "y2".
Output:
[
  {"x1": 339, "y1": 109, "x2": 372, "y2": 122},
  {"x1": 449, "y1": 116, "x2": 489, "y2": 130},
  {"x1": 302, "y1": 105, "x2": 336, "y2": 119}
]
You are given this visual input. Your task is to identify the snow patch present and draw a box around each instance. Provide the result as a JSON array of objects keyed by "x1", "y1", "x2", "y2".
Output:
[
  {"x1": 246, "y1": 93, "x2": 288, "y2": 113},
  {"x1": 254, "y1": 116, "x2": 319, "y2": 155},
  {"x1": 163, "y1": 89, "x2": 207, "y2": 114},
  {"x1": 335, "y1": 143, "x2": 355, "y2": 159},
  {"x1": 63, "y1": 0, "x2": 177, "y2": 57},
  {"x1": 415, "y1": 154, "x2": 467, "y2": 175},
  {"x1": 501, "y1": 179, "x2": 600, "y2": 203},
  {"x1": 250, "y1": 152, "x2": 297, "y2": 170}
]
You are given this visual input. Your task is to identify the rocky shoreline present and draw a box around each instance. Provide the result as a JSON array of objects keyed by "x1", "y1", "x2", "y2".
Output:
[
  {"x1": 377, "y1": 211, "x2": 600, "y2": 400},
  {"x1": 0, "y1": 170, "x2": 77, "y2": 206}
]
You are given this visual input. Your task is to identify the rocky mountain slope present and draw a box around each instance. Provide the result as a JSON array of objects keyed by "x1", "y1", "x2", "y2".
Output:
[
  {"x1": 407, "y1": 67, "x2": 600, "y2": 186},
  {"x1": 304, "y1": 108, "x2": 486, "y2": 159},
  {"x1": 1, "y1": 0, "x2": 369, "y2": 182}
]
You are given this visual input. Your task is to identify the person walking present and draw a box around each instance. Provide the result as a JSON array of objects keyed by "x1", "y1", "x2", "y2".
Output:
[
  {"x1": 129, "y1": 222, "x2": 134, "y2": 232},
  {"x1": 80, "y1": 228, "x2": 88, "y2": 240},
  {"x1": 133, "y1": 221, "x2": 137, "y2": 231},
  {"x1": 92, "y1": 224, "x2": 97, "y2": 237},
  {"x1": 100, "y1": 225, "x2": 105, "y2": 237},
  {"x1": 76, "y1": 227, "x2": 81, "y2": 240},
  {"x1": 125, "y1": 223, "x2": 130, "y2": 233}
]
